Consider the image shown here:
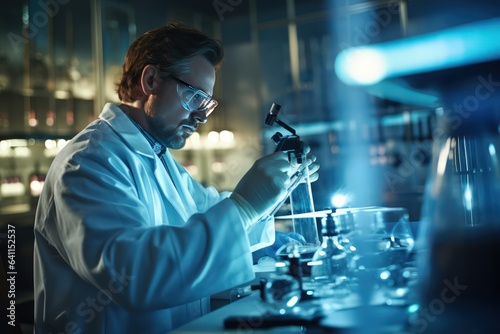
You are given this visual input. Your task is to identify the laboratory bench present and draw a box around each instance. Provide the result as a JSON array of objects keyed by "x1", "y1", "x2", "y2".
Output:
[
  {"x1": 172, "y1": 219, "x2": 422, "y2": 333},
  {"x1": 172, "y1": 245, "x2": 500, "y2": 334},
  {"x1": 171, "y1": 282, "x2": 415, "y2": 334},
  {"x1": 173, "y1": 283, "x2": 500, "y2": 334}
]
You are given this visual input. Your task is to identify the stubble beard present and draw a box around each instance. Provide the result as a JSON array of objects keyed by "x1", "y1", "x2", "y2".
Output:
[{"x1": 146, "y1": 99, "x2": 187, "y2": 150}]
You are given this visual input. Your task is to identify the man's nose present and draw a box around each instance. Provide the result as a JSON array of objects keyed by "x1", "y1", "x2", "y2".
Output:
[{"x1": 192, "y1": 110, "x2": 208, "y2": 124}]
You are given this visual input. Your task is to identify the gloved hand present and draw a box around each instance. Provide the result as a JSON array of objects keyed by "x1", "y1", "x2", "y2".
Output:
[
  {"x1": 230, "y1": 151, "x2": 291, "y2": 229},
  {"x1": 300, "y1": 155, "x2": 320, "y2": 183},
  {"x1": 252, "y1": 231, "x2": 306, "y2": 263},
  {"x1": 288, "y1": 145, "x2": 320, "y2": 183}
]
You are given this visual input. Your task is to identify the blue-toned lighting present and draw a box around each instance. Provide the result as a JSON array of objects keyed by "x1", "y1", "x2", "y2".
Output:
[
  {"x1": 331, "y1": 193, "x2": 349, "y2": 208},
  {"x1": 379, "y1": 270, "x2": 390, "y2": 280},
  {"x1": 286, "y1": 296, "x2": 299, "y2": 308},
  {"x1": 334, "y1": 18, "x2": 500, "y2": 86},
  {"x1": 408, "y1": 304, "x2": 420, "y2": 313},
  {"x1": 395, "y1": 288, "x2": 407, "y2": 297},
  {"x1": 489, "y1": 143, "x2": 499, "y2": 170},
  {"x1": 275, "y1": 261, "x2": 286, "y2": 268},
  {"x1": 464, "y1": 184, "x2": 473, "y2": 211},
  {"x1": 489, "y1": 143, "x2": 496, "y2": 157},
  {"x1": 335, "y1": 47, "x2": 387, "y2": 85},
  {"x1": 307, "y1": 260, "x2": 323, "y2": 267}
]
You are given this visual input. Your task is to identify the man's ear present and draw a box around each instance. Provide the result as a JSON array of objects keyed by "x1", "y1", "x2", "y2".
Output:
[{"x1": 140, "y1": 65, "x2": 162, "y2": 95}]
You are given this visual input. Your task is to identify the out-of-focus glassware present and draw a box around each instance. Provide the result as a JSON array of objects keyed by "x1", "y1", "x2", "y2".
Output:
[
  {"x1": 264, "y1": 260, "x2": 302, "y2": 314},
  {"x1": 342, "y1": 207, "x2": 416, "y2": 307},
  {"x1": 310, "y1": 213, "x2": 350, "y2": 297},
  {"x1": 275, "y1": 241, "x2": 303, "y2": 288},
  {"x1": 417, "y1": 104, "x2": 500, "y2": 332},
  {"x1": 350, "y1": 207, "x2": 414, "y2": 271},
  {"x1": 229, "y1": 285, "x2": 253, "y2": 302}
]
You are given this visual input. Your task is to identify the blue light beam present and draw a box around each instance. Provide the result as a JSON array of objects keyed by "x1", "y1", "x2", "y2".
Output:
[{"x1": 335, "y1": 18, "x2": 500, "y2": 86}]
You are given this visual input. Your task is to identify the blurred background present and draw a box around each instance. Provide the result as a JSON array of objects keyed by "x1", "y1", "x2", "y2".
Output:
[
  {"x1": 0, "y1": 0, "x2": 434, "y2": 222},
  {"x1": 2, "y1": 0, "x2": 484, "y2": 329}
]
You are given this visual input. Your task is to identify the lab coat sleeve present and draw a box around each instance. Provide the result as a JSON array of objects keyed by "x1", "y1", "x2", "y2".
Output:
[
  {"x1": 176, "y1": 161, "x2": 276, "y2": 252},
  {"x1": 43, "y1": 149, "x2": 255, "y2": 312},
  {"x1": 243, "y1": 214, "x2": 276, "y2": 253}
]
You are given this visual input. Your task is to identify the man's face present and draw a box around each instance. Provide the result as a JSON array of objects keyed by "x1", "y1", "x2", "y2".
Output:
[{"x1": 145, "y1": 55, "x2": 216, "y2": 149}]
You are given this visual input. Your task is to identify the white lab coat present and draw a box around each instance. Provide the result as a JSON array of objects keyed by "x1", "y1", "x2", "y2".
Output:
[{"x1": 33, "y1": 103, "x2": 275, "y2": 333}]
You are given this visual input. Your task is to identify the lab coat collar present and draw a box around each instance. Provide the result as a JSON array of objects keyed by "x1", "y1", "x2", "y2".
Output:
[{"x1": 99, "y1": 103, "x2": 155, "y2": 159}]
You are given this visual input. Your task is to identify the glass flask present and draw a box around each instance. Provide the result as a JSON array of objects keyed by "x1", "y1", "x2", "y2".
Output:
[
  {"x1": 310, "y1": 213, "x2": 350, "y2": 297},
  {"x1": 417, "y1": 98, "x2": 500, "y2": 332},
  {"x1": 349, "y1": 207, "x2": 414, "y2": 271}
]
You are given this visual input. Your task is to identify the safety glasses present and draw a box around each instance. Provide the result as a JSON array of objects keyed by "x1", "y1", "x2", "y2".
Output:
[{"x1": 170, "y1": 76, "x2": 218, "y2": 116}]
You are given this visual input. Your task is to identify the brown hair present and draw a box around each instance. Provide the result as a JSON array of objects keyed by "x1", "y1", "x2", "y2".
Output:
[{"x1": 117, "y1": 22, "x2": 224, "y2": 102}]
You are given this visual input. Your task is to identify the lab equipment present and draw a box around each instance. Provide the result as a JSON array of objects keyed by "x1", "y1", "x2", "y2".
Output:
[
  {"x1": 418, "y1": 107, "x2": 500, "y2": 332},
  {"x1": 264, "y1": 103, "x2": 304, "y2": 163},
  {"x1": 265, "y1": 103, "x2": 320, "y2": 247},
  {"x1": 229, "y1": 285, "x2": 253, "y2": 302},
  {"x1": 264, "y1": 260, "x2": 302, "y2": 313},
  {"x1": 310, "y1": 213, "x2": 350, "y2": 298},
  {"x1": 289, "y1": 169, "x2": 319, "y2": 247},
  {"x1": 349, "y1": 207, "x2": 414, "y2": 270},
  {"x1": 340, "y1": 4, "x2": 500, "y2": 330}
]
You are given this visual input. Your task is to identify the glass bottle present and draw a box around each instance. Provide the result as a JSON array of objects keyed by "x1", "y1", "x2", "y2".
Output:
[{"x1": 310, "y1": 213, "x2": 350, "y2": 297}]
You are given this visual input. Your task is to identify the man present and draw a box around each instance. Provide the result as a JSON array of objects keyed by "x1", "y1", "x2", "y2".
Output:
[{"x1": 33, "y1": 22, "x2": 318, "y2": 333}]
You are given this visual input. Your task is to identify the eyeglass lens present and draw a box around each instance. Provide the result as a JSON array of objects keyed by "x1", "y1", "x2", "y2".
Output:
[
  {"x1": 178, "y1": 87, "x2": 208, "y2": 110},
  {"x1": 176, "y1": 84, "x2": 218, "y2": 115}
]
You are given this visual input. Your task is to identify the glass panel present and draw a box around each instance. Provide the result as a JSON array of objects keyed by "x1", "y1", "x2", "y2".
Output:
[
  {"x1": 255, "y1": 0, "x2": 288, "y2": 23},
  {"x1": 295, "y1": 19, "x2": 338, "y2": 123},
  {"x1": 295, "y1": 0, "x2": 333, "y2": 16},
  {"x1": 103, "y1": 2, "x2": 134, "y2": 102},
  {"x1": 257, "y1": 27, "x2": 292, "y2": 118},
  {"x1": 347, "y1": 5, "x2": 402, "y2": 46}
]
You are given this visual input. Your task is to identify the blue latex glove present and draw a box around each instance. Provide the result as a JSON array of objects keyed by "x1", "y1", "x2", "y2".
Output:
[{"x1": 252, "y1": 231, "x2": 306, "y2": 263}]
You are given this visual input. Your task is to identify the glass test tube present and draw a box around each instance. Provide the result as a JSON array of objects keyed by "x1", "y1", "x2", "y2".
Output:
[{"x1": 290, "y1": 165, "x2": 320, "y2": 247}]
